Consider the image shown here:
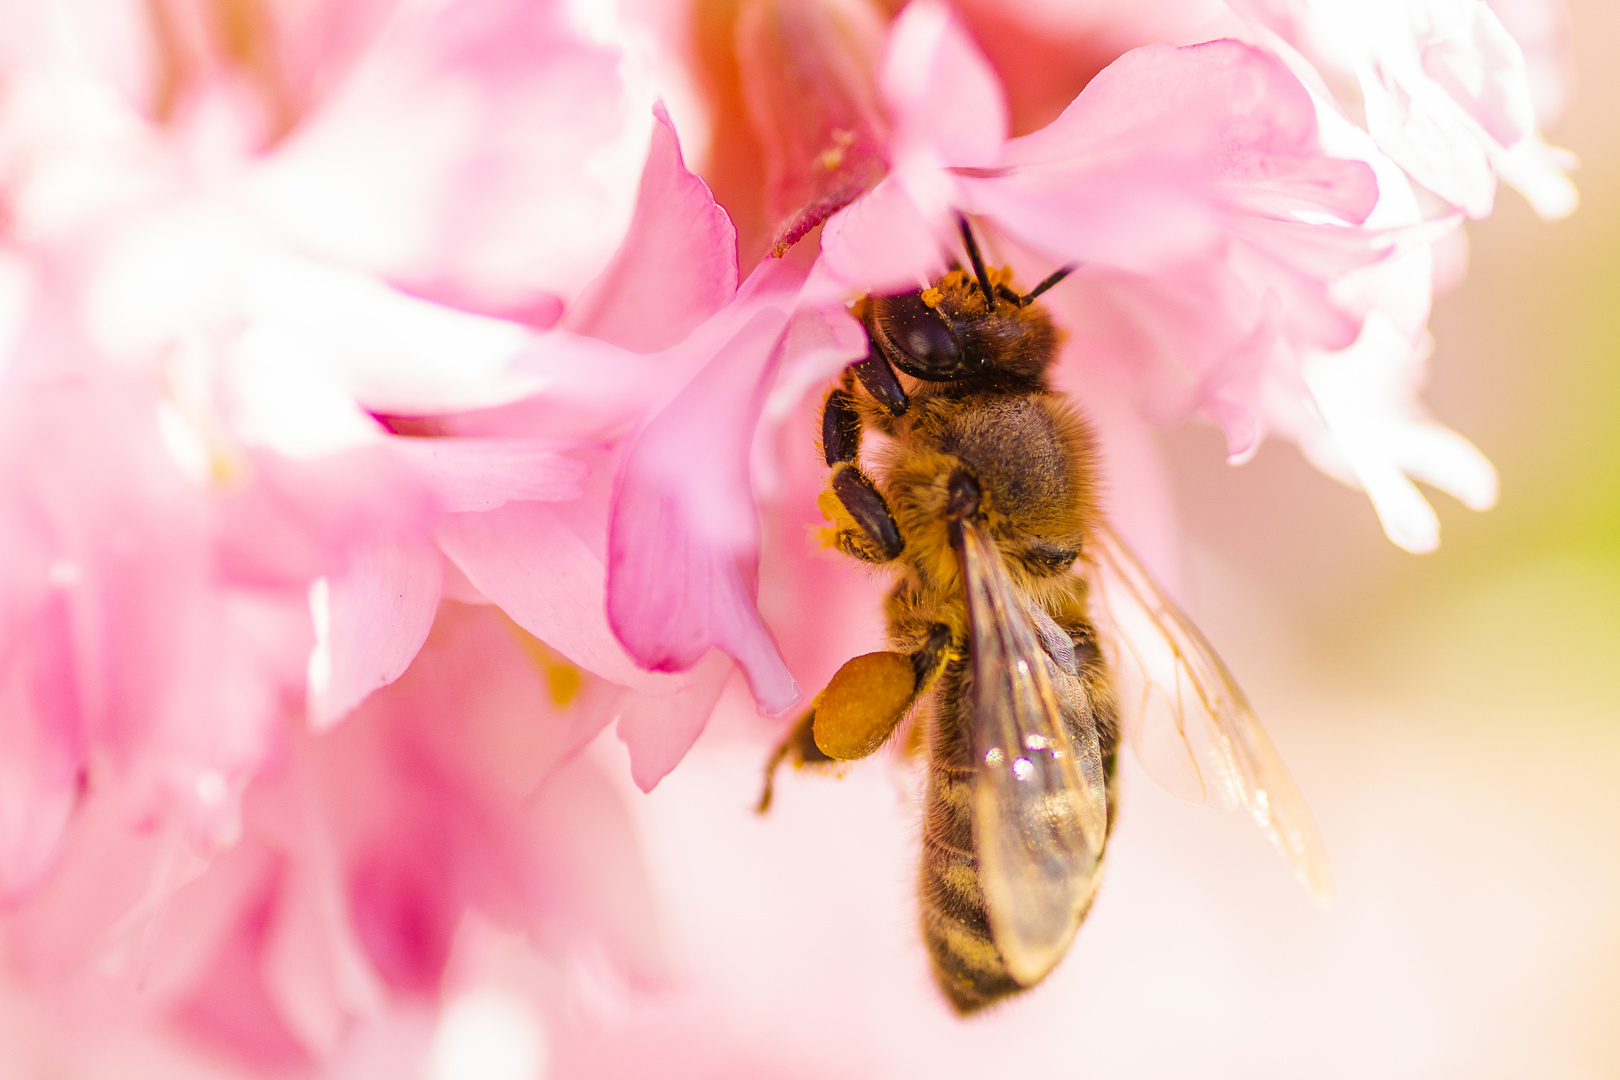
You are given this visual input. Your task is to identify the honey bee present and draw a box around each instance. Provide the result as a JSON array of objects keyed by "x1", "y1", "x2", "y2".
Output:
[{"x1": 759, "y1": 217, "x2": 1331, "y2": 1013}]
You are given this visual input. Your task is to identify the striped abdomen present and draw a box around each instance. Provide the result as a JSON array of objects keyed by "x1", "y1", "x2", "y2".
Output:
[{"x1": 918, "y1": 639, "x2": 1120, "y2": 1013}]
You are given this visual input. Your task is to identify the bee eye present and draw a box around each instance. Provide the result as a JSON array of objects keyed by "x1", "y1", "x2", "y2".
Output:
[{"x1": 873, "y1": 293, "x2": 964, "y2": 381}]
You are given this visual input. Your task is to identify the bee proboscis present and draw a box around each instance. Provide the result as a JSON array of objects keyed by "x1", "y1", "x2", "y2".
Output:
[{"x1": 759, "y1": 217, "x2": 1330, "y2": 1013}]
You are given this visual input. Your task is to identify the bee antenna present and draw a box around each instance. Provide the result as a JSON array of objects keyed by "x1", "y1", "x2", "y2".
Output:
[
  {"x1": 1020, "y1": 263, "x2": 1078, "y2": 306},
  {"x1": 956, "y1": 214, "x2": 998, "y2": 310}
]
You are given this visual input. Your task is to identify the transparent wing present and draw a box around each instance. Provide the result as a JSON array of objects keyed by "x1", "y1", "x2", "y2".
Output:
[
  {"x1": 957, "y1": 517, "x2": 1108, "y2": 985},
  {"x1": 1083, "y1": 521, "x2": 1334, "y2": 902}
]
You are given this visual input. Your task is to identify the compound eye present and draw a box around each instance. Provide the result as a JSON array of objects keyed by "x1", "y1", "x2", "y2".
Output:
[{"x1": 872, "y1": 293, "x2": 964, "y2": 381}]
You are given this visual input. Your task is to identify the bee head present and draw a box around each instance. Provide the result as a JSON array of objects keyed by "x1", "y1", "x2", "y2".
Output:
[
  {"x1": 867, "y1": 292, "x2": 967, "y2": 381},
  {"x1": 865, "y1": 270, "x2": 1059, "y2": 385}
]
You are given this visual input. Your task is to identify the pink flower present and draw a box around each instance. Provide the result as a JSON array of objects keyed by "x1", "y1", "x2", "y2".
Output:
[
  {"x1": 0, "y1": 0, "x2": 698, "y2": 1071},
  {"x1": 1, "y1": 600, "x2": 660, "y2": 1075},
  {"x1": 251, "y1": 0, "x2": 655, "y2": 327},
  {"x1": 0, "y1": 0, "x2": 1581, "y2": 1074}
]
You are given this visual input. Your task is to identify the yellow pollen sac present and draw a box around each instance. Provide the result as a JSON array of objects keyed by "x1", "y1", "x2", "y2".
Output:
[
  {"x1": 920, "y1": 287, "x2": 943, "y2": 308},
  {"x1": 814, "y1": 487, "x2": 857, "y2": 549},
  {"x1": 813, "y1": 651, "x2": 917, "y2": 760}
]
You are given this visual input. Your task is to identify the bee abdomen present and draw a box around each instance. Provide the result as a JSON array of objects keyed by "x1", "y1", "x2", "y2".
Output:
[{"x1": 919, "y1": 762, "x2": 1020, "y2": 1013}]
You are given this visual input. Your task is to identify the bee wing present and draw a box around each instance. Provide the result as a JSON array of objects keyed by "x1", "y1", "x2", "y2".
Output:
[
  {"x1": 958, "y1": 517, "x2": 1109, "y2": 985},
  {"x1": 1083, "y1": 521, "x2": 1333, "y2": 902}
]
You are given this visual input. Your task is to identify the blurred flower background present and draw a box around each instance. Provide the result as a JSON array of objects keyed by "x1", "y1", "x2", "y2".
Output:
[{"x1": 0, "y1": 0, "x2": 1615, "y2": 1077}]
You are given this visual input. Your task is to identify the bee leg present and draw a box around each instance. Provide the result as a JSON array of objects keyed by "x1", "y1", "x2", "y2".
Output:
[
  {"x1": 820, "y1": 385, "x2": 905, "y2": 562},
  {"x1": 756, "y1": 708, "x2": 831, "y2": 814},
  {"x1": 825, "y1": 464, "x2": 904, "y2": 562},
  {"x1": 908, "y1": 621, "x2": 955, "y2": 693},
  {"x1": 821, "y1": 387, "x2": 863, "y2": 466},
  {"x1": 758, "y1": 626, "x2": 952, "y2": 812}
]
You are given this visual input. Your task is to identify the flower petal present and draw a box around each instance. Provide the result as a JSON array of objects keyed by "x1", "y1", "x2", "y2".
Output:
[
  {"x1": 435, "y1": 502, "x2": 679, "y2": 696},
  {"x1": 607, "y1": 307, "x2": 801, "y2": 716},
  {"x1": 563, "y1": 103, "x2": 739, "y2": 353},
  {"x1": 385, "y1": 437, "x2": 587, "y2": 512},
  {"x1": 0, "y1": 590, "x2": 82, "y2": 900},
  {"x1": 241, "y1": 253, "x2": 551, "y2": 417},
  {"x1": 517, "y1": 752, "x2": 671, "y2": 984},
  {"x1": 762, "y1": 303, "x2": 870, "y2": 439},
  {"x1": 1239, "y1": 0, "x2": 1577, "y2": 221},
  {"x1": 216, "y1": 446, "x2": 429, "y2": 588},
  {"x1": 253, "y1": 0, "x2": 652, "y2": 317},
  {"x1": 817, "y1": 174, "x2": 951, "y2": 296},
  {"x1": 989, "y1": 40, "x2": 1377, "y2": 270},
  {"x1": 306, "y1": 534, "x2": 445, "y2": 731},
  {"x1": 615, "y1": 651, "x2": 735, "y2": 793},
  {"x1": 261, "y1": 854, "x2": 388, "y2": 1058},
  {"x1": 1296, "y1": 312, "x2": 1497, "y2": 553},
  {"x1": 882, "y1": 0, "x2": 1008, "y2": 168}
]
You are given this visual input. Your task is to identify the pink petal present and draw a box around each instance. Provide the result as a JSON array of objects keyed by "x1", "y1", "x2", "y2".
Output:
[
  {"x1": 273, "y1": 601, "x2": 662, "y2": 1000},
  {"x1": 0, "y1": 590, "x2": 83, "y2": 900},
  {"x1": 375, "y1": 601, "x2": 616, "y2": 797},
  {"x1": 1208, "y1": 396, "x2": 1264, "y2": 463},
  {"x1": 817, "y1": 174, "x2": 950, "y2": 296},
  {"x1": 307, "y1": 534, "x2": 444, "y2": 731},
  {"x1": 882, "y1": 0, "x2": 1007, "y2": 168},
  {"x1": 442, "y1": 352, "x2": 665, "y2": 452},
  {"x1": 435, "y1": 502, "x2": 679, "y2": 696},
  {"x1": 161, "y1": 841, "x2": 328, "y2": 1068},
  {"x1": 521, "y1": 752, "x2": 671, "y2": 982},
  {"x1": 256, "y1": 0, "x2": 646, "y2": 317},
  {"x1": 171, "y1": 860, "x2": 315, "y2": 1070},
  {"x1": 0, "y1": 485, "x2": 83, "y2": 908},
  {"x1": 261, "y1": 856, "x2": 386, "y2": 1057},
  {"x1": 37, "y1": 0, "x2": 397, "y2": 142},
  {"x1": 267, "y1": 702, "x2": 470, "y2": 999},
  {"x1": 1488, "y1": 0, "x2": 1572, "y2": 124},
  {"x1": 217, "y1": 446, "x2": 431, "y2": 588},
  {"x1": 1003, "y1": 40, "x2": 1274, "y2": 170},
  {"x1": 563, "y1": 103, "x2": 739, "y2": 352},
  {"x1": 615, "y1": 651, "x2": 735, "y2": 793},
  {"x1": 502, "y1": 249, "x2": 815, "y2": 445},
  {"x1": 242, "y1": 254, "x2": 557, "y2": 418},
  {"x1": 1042, "y1": 264, "x2": 1258, "y2": 421},
  {"x1": 994, "y1": 39, "x2": 1378, "y2": 238},
  {"x1": 146, "y1": 591, "x2": 310, "y2": 849},
  {"x1": 0, "y1": 772, "x2": 173, "y2": 979},
  {"x1": 347, "y1": 833, "x2": 461, "y2": 992},
  {"x1": 385, "y1": 436, "x2": 587, "y2": 512},
  {"x1": 487, "y1": 332, "x2": 674, "y2": 447},
  {"x1": 393, "y1": 281, "x2": 565, "y2": 332},
  {"x1": 607, "y1": 307, "x2": 801, "y2": 716},
  {"x1": 762, "y1": 303, "x2": 871, "y2": 440},
  {"x1": 965, "y1": 166, "x2": 1223, "y2": 280}
]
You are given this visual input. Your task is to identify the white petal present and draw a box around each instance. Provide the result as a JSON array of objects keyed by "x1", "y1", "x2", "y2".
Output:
[{"x1": 1299, "y1": 312, "x2": 1496, "y2": 553}]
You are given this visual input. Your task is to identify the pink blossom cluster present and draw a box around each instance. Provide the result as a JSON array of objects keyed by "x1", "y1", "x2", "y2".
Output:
[{"x1": 0, "y1": 0, "x2": 1573, "y2": 1074}]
